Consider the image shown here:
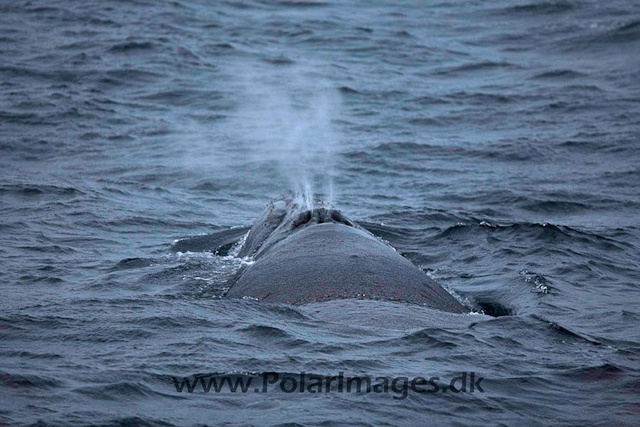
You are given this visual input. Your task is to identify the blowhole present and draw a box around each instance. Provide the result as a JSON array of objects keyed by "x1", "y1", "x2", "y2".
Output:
[
  {"x1": 291, "y1": 208, "x2": 354, "y2": 229},
  {"x1": 329, "y1": 209, "x2": 354, "y2": 227},
  {"x1": 292, "y1": 211, "x2": 312, "y2": 228}
]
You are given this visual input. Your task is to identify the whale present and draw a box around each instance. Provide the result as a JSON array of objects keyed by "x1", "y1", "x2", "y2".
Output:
[{"x1": 224, "y1": 194, "x2": 466, "y2": 314}]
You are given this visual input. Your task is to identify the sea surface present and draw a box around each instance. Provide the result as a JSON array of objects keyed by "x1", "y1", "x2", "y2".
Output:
[{"x1": 1, "y1": 0, "x2": 639, "y2": 425}]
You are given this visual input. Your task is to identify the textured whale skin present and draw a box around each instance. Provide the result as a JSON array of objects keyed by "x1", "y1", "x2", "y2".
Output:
[{"x1": 226, "y1": 194, "x2": 466, "y2": 313}]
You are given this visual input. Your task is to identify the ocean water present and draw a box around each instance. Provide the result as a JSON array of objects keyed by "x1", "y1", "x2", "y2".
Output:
[{"x1": 1, "y1": 0, "x2": 639, "y2": 425}]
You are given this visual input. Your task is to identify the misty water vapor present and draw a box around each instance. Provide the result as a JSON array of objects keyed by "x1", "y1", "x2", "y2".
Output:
[{"x1": 230, "y1": 62, "x2": 342, "y2": 209}]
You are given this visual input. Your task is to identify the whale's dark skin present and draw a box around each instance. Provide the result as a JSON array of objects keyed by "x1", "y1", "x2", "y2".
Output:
[{"x1": 225, "y1": 194, "x2": 466, "y2": 313}]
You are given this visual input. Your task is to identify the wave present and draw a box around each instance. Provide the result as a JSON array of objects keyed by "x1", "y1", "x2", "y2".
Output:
[
  {"x1": 469, "y1": 314, "x2": 601, "y2": 346},
  {"x1": 82, "y1": 416, "x2": 178, "y2": 427},
  {"x1": 433, "y1": 61, "x2": 520, "y2": 76},
  {"x1": 363, "y1": 141, "x2": 550, "y2": 163},
  {"x1": 0, "y1": 183, "x2": 84, "y2": 197},
  {"x1": 556, "y1": 363, "x2": 625, "y2": 381},
  {"x1": 260, "y1": 0, "x2": 330, "y2": 7},
  {"x1": 0, "y1": 371, "x2": 62, "y2": 389},
  {"x1": 498, "y1": 1, "x2": 578, "y2": 15},
  {"x1": 560, "y1": 19, "x2": 640, "y2": 51},
  {"x1": 74, "y1": 381, "x2": 184, "y2": 401},
  {"x1": 378, "y1": 328, "x2": 461, "y2": 349},
  {"x1": 238, "y1": 324, "x2": 294, "y2": 339},
  {"x1": 0, "y1": 350, "x2": 63, "y2": 360},
  {"x1": 108, "y1": 40, "x2": 156, "y2": 53},
  {"x1": 590, "y1": 19, "x2": 640, "y2": 45},
  {"x1": 533, "y1": 69, "x2": 585, "y2": 79},
  {"x1": 432, "y1": 222, "x2": 629, "y2": 251}
]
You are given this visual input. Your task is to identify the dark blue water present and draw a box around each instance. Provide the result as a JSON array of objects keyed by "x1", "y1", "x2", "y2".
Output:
[{"x1": 1, "y1": 0, "x2": 639, "y2": 425}]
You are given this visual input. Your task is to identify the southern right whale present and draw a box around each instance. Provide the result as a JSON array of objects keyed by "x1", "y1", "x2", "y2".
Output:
[{"x1": 224, "y1": 193, "x2": 467, "y2": 314}]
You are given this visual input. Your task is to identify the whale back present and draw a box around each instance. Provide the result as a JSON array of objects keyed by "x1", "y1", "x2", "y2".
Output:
[{"x1": 228, "y1": 218, "x2": 466, "y2": 313}]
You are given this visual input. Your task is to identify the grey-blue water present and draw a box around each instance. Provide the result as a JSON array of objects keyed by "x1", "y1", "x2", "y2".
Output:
[{"x1": 1, "y1": 0, "x2": 639, "y2": 425}]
